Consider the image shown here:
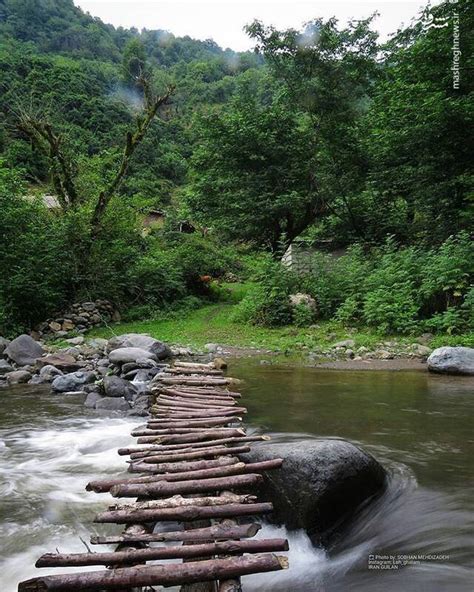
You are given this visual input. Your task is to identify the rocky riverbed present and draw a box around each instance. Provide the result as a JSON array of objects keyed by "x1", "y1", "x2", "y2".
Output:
[
  {"x1": 0, "y1": 333, "x2": 182, "y2": 416},
  {"x1": 0, "y1": 332, "x2": 473, "y2": 417}
]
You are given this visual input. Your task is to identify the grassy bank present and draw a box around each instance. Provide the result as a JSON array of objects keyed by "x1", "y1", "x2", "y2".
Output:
[{"x1": 89, "y1": 297, "x2": 474, "y2": 354}]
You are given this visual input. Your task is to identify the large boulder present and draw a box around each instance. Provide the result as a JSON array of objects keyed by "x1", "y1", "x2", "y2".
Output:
[
  {"x1": 240, "y1": 438, "x2": 386, "y2": 546},
  {"x1": 427, "y1": 346, "x2": 474, "y2": 375},
  {"x1": 107, "y1": 333, "x2": 171, "y2": 360},
  {"x1": 5, "y1": 334, "x2": 44, "y2": 366},
  {"x1": 108, "y1": 347, "x2": 157, "y2": 365},
  {"x1": 103, "y1": 376, "x2": 137, "y2": 400},
  {"x1": 51, "y1": 370, "x2": 96, "y2": 392}
]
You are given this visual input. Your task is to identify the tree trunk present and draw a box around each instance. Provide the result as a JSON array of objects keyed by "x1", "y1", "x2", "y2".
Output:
[
  {"x1": 127, "y1": 457, "x2": 239, "y2": 474},
  {"x1": 19, "y1": 554, "x2": 289, "y2": 591},
  {"x1": 90, "y1": 523, "x2": 262, "y2": 545},
  {"x1": 109, "y1": 473, "x2": 263, "y2": 499}
]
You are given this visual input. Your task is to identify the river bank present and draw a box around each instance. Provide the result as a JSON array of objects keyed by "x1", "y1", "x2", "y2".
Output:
[{"x1": 88, "y1": 302, "x2": 474, "y2": 369}]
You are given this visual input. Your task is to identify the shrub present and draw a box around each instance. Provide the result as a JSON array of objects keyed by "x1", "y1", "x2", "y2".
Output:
[
  {"x1": 232, "y1": 256, "x2": 295, "y2": 326},
  {"x1": 0, "y1": 164, "x2": 74, "y2": 332}
]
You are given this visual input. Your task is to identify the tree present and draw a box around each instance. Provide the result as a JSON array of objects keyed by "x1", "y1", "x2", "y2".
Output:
[
  {"x1": 188, "y1": 74, "x2": 319, "y2": 252},
  {"x1": 245, "y1": 17, "x2": 379, "y2": 239},
  {"x1": 364, "y1": 0, "x2": 474, "y2": 243},
  {"x1": 15, "y1": 71, "x2": 175, "y2": 235}
]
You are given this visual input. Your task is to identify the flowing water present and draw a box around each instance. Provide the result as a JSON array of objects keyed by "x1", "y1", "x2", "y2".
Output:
[{"x1": 0, "y1": 362, "x2": 473, "y2": 591}]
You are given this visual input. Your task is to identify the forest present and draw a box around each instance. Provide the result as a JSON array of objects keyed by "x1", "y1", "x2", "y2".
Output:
[{"x1": 0, "y1": 0, "x2": 472, "y2": 340}]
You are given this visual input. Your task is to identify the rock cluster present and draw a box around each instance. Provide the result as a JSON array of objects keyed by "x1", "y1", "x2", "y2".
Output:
[
  {"x1": 0, "y1": 332, "x2": 175, "y2": 416},
  {"x1": 306, "y1": 338, "x2": 434, "y2": 362},
  {"x1": 35, "y1": 300, "x2": 121, "y2": 337}
]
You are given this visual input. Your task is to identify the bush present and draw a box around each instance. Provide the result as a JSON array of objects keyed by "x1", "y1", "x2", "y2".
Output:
[
  {"x1": 232, "y1": 235, "x2": 473, "y2": 334},
  {"x1": 0, "y1": 165, "x2": 74, "y2": 332},
  {"x1": 232, "y1": 256, "x2": 295, "y2": 326}
]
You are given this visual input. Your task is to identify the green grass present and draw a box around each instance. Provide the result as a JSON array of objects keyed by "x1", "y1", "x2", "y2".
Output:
[
  {"x1": 88, "y1": 282, "x2": 474, "y2": 353},
  {"x1": 90, "y1": 302, "x2": 416, "y2": 353}
]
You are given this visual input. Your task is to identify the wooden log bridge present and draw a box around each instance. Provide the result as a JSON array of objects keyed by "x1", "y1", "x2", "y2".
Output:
[{"x1": 19, "y1": 358, "x2": 289, "y2": 591}]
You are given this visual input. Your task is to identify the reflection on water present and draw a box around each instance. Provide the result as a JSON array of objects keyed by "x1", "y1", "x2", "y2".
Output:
[
  {"x1": 0, "y1": 365, "x2": 473, "y2": 591},
  {"x1": 231, "y1": 361, "x2": 474, "y2": 592}
]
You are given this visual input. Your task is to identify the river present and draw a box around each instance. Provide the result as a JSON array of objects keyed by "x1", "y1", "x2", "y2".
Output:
[{"x1": 0, "y1": 362, "x2": 473, "y2": 591}]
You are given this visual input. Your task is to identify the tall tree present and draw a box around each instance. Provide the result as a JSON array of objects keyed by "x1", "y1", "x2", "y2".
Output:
[
  {"x1": 188, "y1": 74, "x2": 319, "y2": 252},
  {"x1": 245, "y1": 17, "x2": 379, "y2": 239}
]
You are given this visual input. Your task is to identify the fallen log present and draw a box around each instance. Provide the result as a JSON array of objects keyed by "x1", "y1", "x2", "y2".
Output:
[
  {"x1": 160, "y1": 387, "x2": 240, "y2": 400},
  {"x1": 19, "y1": 553, "x2": 288, "y2": 591},
  {"x1": 157, "y1": 393, "x2": 236, "y2": 407},
  {"x1": 153, "y1": 399, "x2": 247, "y2": 413},
  {"x1": 160, "y1": 385, "x2": 238, "y2": 396},
  {"x1": 95, "y1": 500, "x2": 271, "y2": 522},
  {"x1": 171, "y1": 387, "x2": 240, "y2": 396},
  {"x1": 151, "y1": 408, "x2": 245, "y2": 419},
  {"x1": 91, "y1": 522, "x2": 261, "y2": 545},
  {"x1": 110, "y1": 473, "x2": 263, "y2": 497},
  {"x1": 36, "y1": 539, "x2": 288, "y2": 568},
  {"x1": 127, "y1": 456, "x2": 239, "y2": 474},
  {"x1": 153, "y1": 400, "x2": 241, "y2": 413},
  {"x1": 174, "y1": 361, "x2": 217, "y2": 369},
  {"x1": 109, "y1": 493, "x2": 255, "y2": 511},
  {"x1": 156, "y1": 377, "x2": 234, "y2": 386},
  {"x1": 165, "y1": 368, "x2": 224, "y2": 376},
  {"x1": 135, "y1": 428, "x2": 245, "y2": 443},
  {"x1": 109, "y1": 473, "x2": 263, "y2": 498},
  {"x1": 130, "y1": 445, "x2": 251, "y2": 465},
  {"x1": 122, "y1": 435, "x2": 268, "y2": 457},
  {"x1": 146, "y1": 418, "x2": 240, "y2": 429},
  {"x1": 132, "y1": 427, "x2": 242, "y2": 437},
  {"x1": 87, "y1": 459, "x2": 282, "y2": 492}
]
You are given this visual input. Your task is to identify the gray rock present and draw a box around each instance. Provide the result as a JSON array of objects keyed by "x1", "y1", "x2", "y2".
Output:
[
  {"x1": 121, "y1": 362, "x2": 140, "y2": 374},
  {"x1": 81, "y1": 302, "x2": 96, "y2": 312},
  {"x1": 84, "y1": 392, "x2": 103, "y2": 408},
  {"x1": 414, "y1": 344, "x2": 432, "y2": 357},
  {"x1": 36, "y1": 353, "x2": 82, "y2": 372},
  {"x1": 107, "y1": 333, "x2": 171, "y2": 360},
  {"x1": 289, "y1": 293, "x2": 317, "y2": 310},
  {"x1": 0, "y1": 337, "x2": 10, "y2": 355},
  {"x1": 5, "y1": 334, "x2": 44, "y2": 366},
  {"x1": 95, "y1": 397, "x2": 130, "y2": 412},
  {"x1": 66, "y1": 336, "x2": 85, "y2": 345},
  {"x1": 374, "y1": 349, "x2": 393, "y2": 360},
  {"x1": 205, "y1": 343, "x2": 219, "y2": 353},
  {"x1": 39, "y1": 364, "x2": 64, "y2": 382},
  {"x1": 103, "y1": 376, "x2": 137, "y2": 400},
  {"x1": 240, "y1": 438, "x2": 386, "y2": 545},
  {"x1": 28, "y1": 375, "x2": 44, "y2": 385},
  {"x1": 6, "y1": 370, "x2": 32, "y2": 384},
  {"x1": 51, "y1": 371, "x2": 96, "y2": 392},
  {"x1": 427, "y1": 346, "x2": 474, "y2": 375},
  {"x1": 0, "y1": 360, "x2": 14, "y2": 375},
  {"x1": 332, "y1": 339, "x2": 355, "y2": 349},
  {"x1": 132, "y1": 368, "x2": 161, "y2": 382},
  {"x1": 108, "y1": 347, "x2": 157, "y2": 365},
  {"x1": 87, "y1": 338, "x2": 109, "y2": 350}
]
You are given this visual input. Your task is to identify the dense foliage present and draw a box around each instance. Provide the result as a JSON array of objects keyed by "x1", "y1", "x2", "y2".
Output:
[
  {"x1": 0, "y1": 0, "x2": 472, "y2": 336},
  {"x1": 235, "y1": 233, "x2": 474, "y2": 334}
]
